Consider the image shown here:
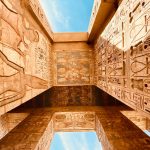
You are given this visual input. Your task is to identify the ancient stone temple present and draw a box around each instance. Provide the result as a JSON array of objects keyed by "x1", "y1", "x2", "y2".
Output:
[{"x1": 0, "y1": 0, "x2": 150, "y2": 149}]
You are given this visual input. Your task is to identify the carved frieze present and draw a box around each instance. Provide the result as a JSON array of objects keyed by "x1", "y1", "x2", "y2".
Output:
[{"x1": 53, "y1": 112, "x2": 95, "y2": 131}]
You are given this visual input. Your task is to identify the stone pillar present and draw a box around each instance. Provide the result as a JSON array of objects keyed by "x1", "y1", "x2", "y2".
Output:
[
  {"x1": 0, "y1": 109, "x2": 54, "y2": 150},
  {"x1": 96, "y1": 107, "x2": 150, "y2": 150},
  {"x1": 121, "y1": 110, "x2": 149, "y2": 131},
  {"x1": 0, "y1": 106, "x2": 150, "y2": 150},
  {"x1": 0, "y1": 113, "x2": 29, "y2": 140}
]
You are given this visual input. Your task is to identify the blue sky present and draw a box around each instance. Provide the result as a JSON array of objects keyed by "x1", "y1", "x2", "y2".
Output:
[
  {"x1": 40, "y1": 0, "x2": 94, "y2": 32},
  {"x1": 50, "y1": 131, "x2": 150, "y2": 150},
  {"x1": 50, "y1": 132, "x2": 102, "y2": 150},
  {"x1": 145, "y1": 130, "x2": 150, "y2": 137}
]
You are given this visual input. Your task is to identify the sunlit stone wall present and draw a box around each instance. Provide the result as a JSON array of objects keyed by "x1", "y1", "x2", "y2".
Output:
[
  {"x1": 95, "y1": 0, "x2": 150, "y2": 114},
  {"x1": 0, "y1": 0, "x2": 53, "y2": 115},
  {"x1": 88, "y1": 0, "x2": 101, "y2": 32},
  {"x1": 94, "y1": 0, "x2": 150, "y2": 116}
]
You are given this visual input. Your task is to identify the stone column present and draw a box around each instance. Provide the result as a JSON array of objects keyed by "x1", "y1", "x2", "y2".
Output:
[
  {"x1": 96, "y1": 107, "x2": 150, "y2": 150},
  {"x1": 0, "y1": 109, "x2": 54, "y2": 150},
  {"x1": 0, "y1": 113, "x2": 29, "y2": 140}
]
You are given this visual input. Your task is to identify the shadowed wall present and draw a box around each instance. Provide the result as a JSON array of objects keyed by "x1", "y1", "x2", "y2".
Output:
[{"x1": 18, "y1": 86, "x2": 123, "y2": 108}]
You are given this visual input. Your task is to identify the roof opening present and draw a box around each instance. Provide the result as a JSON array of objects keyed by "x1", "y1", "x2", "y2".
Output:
[
  {"x1": 40, "y1": 0, "x2": 94, "y2": 32},
  {"x1": 50, "y1": 132, "x2": 102, "y2": 150}
]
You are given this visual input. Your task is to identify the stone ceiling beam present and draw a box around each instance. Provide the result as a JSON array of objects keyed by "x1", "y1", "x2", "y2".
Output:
[{"x1": 88, "y1": 0, "x2": 120, "y2": 42}]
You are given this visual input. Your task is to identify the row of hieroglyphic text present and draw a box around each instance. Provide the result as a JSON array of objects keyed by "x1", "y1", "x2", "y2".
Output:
[
  {"x1": 0, "y1": 0, "x2": 52, "y2": 114},
  {"x1": 53, "y1": 112, "x2": 95, "y2": 131},
  {"x1": 88, "y1": 0, "x2": 101, "y2": 32},
  {"x1": 94, "y1": 0, "x2": 150, "y2": 116}
]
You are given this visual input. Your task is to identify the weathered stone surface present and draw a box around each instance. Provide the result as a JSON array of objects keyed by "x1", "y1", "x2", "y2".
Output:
[
  {"x1": 0, "y1": 113, "x2": 29, "y2": 140},
  {"x1": 0, "y1": 109, "x2": 54, "y2": 150},
  {"x1": 52, "y1": 42, "x2": 93, "y2": 86},
  {"x1": 18, "y1": 86, "x2": 122, "y2": 107},
  {"x1": 0, "y1": 0, "x2": 52, "y2": 114},
  {"x1": 96, "y1": 108, "x2": 150, "y2": 150},
  {"x1": 0, "y1": 0, "x2": 150, "y2": 149},
  {"x1": 53, "y1": 112, "x2": 95, "y2": 131},
  {"x1": 0, "y1": 107, "x2": 149, "y2": 150},
  {"x1": 94, "y1": 0, "x2": 150, "y2": 117}
]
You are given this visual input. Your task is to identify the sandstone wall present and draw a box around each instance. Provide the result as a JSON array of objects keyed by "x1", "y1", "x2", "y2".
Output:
[
  {"x1": 0, "y1": 0, "x2": 53, "y2": 115},
  {"x1": 0, "y1": 113, "x2": 29, "y2": 139},
  {"x1": 52, "y1": 42, "x2": 94, "y2": 86},
  {"x1": 95, "y1": 107, "x2": 150, "y2": 150},
  {"x1": 94, "y1": 0, "x2": 150, "y2": 117},
  {"x1": 0, "y1": 107, "x2": 149, "y2": 150}
]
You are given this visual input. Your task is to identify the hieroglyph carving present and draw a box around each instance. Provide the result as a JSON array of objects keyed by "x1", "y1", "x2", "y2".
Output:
[
  {"x1": 55, "y1": 50, "x2": 92, "y2": 85},
  {"x1": 0, "y1": 0, "x2": 51, "y2": 108},
  {"x1": 94, "y1": 0, "x2": 150, "y2": 116},
  {"x1": 53, "y1": 112, "x2": 95, "y2": 131}
]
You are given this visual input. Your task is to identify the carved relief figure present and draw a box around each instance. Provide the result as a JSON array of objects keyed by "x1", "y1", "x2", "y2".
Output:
[
  {"x1": 56, "y1": 51, "x2": 91, "y2": 85},
  {"x1": 130, "y1": 34, "x2": 150, "y2": 77},
  {"x1": 0, "y1": 0, "x2": 49, "y2": 106}
]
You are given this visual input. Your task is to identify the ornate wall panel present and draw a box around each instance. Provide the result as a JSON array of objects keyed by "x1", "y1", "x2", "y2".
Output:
[
  {"x1": 94, "y1": 0, "x2": 150, "y2": 116},
  {"x1": 54, "y1": 49, "x2": 93, "y2": 86},
  {"x1": 0, "y1": 0, "x2": 52, "y2": 115},
  {"x1": 53, "y1": 112, "x2": 95, "y2": 131},
  {"x1": 96, "y1": 108, "x2": 150, "y2": 150}
]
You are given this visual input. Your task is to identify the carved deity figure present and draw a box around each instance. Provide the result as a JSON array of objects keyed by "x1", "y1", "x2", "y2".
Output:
[{"x1": 0, "y1": 0, "x2": 48, "y2": 105}]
